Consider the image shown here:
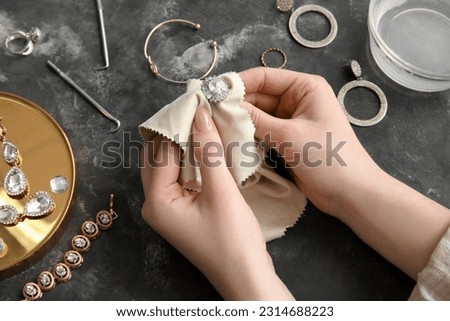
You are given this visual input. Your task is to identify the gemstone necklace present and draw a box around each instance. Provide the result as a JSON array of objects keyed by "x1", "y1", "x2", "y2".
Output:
[{"x1": 0, "y1": 118, "x2": 55, "y2": 226}]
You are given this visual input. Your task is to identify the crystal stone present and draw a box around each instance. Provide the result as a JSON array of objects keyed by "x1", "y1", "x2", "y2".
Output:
[
  {"x1": 2, "y1": 141, "x2": 18, "y2": 165},
  {"x1": 201, "y1": 76, "x2": 229, "y2": 103},
  {"x1": 28, "y1": 27, "x2": 41, "y2": 43},
  {"x1": 277, "y1": 0, "x2": 294, "y2": 12},
  {"x1": 4, "y1": 166, "x2": 27, "y2": 196},
  {"x1": 39, "y1": 273, "x2": 52, "y2": 286},
  {"x1": 351, "y1": 60, "x2": 362, "y2": 78},
  {"x1": 0, "y1": 205, "x2": 19, "y2": 225},
  {"x1": 74, "y1": 237, "x2": 87, "y2": 248},
  {"x1": 24, "y1": 191, "x2": 54, "y2": 217},
  {"x1": 84, "y1": 222, "x2": 96, "y2": 234},
  {"x1": 99, "y1": 212, "x2": 111, "y2": 224},
  {"x1": 50, "y1": 176, "x2": 68, "y2": 194},
  {"x1": 55, "y1": 265, "x2": 67, "y2": 277},
  {"x1": 0, "y1": 240, "x2": 4, "y2": 253},
  {"x1": 66, "y1": 252, "x2": 79, "y2": 263},
  {"x1": 25, "y1": 284, "x2": 38, "y2": 296}
]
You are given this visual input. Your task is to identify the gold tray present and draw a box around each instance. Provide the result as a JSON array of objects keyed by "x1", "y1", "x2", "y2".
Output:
[{"x1": 0, "y1": 92, "x2": 75, "y2": 272}]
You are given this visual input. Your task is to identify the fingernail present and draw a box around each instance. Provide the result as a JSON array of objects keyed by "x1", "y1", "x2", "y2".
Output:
[{"x1": 194, "y1": 108, "x2": 212, "y2": 132}]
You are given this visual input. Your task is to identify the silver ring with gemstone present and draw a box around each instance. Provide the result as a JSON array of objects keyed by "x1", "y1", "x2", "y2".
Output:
[
  {"x1": 5, "y1": 27, "x2": 41, "y2": 56},
  {"x1": 289, "y1": 5, "x2": 338, "y2": 48},
  {"x1": 201, "y1": 76, "x2": 230, "y2": 103},
  {"x1": 337, "y1": 60, "x2": 388, "y2": 127}
]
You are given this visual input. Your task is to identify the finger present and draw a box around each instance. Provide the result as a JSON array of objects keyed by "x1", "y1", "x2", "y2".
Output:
[
  {"x1": 192, "y1": 107, "x2": 236, "y2": 191},
  {"x1": 240, "y1": 67, "x2": 316, "y2": 96},
  {"x1": 140, "y1": 146, "x2": 152, "y2": 196},
  {"x1": 240, "y1": 101, "x2": 288, "y2": 142},
  {"x1": 140, "y1": 138, "x2": 181, "y2": 198},
  {"x1": 243, "y1": 92, "x2": 281, "y2": 115},
  {"x1": 239, "y1": 67, "x2": 324, "y2": 117}
]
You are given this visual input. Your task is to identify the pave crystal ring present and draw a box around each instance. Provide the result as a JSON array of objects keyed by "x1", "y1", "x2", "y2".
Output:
[
  {"x1": 337, "y1": 60, "x2": 388, "y2": 127},
  {"x1": 5, "y1": 27, "x2": 41, "y2": 56},
  {"x1": 201, "y1": 76, "x2": 230, "y2": 103}
]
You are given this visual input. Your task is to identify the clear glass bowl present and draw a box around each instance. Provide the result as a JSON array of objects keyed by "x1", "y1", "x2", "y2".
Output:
[{"x1": 369, "y1": 0, "x2": 450, "y2": 92}]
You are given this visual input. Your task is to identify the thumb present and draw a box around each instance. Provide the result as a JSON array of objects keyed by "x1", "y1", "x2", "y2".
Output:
[
  {"x1": 240, "y1": 101, "x2": 287, "y2": 148},
  {"x1": 192, "y1": 108, "x2": 236, "y2": 191}
]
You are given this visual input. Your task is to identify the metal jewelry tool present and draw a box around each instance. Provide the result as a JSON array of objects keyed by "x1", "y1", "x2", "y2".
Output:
[
  {"x1": 95, "y1": 0, "x2": 109, "y2": 70},
  {"x1": 47, "y1": 60, "x2": 121, "y2": 133},
  {"x1": 337, "y1": 60, "x2": 388, "y2": 127},
  {"x1": 144, "y1": 19, "x2": 218, "y2": 84}
]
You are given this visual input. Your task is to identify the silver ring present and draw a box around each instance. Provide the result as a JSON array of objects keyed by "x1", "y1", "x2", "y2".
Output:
[
  {"x1": 5, "y1": 27, "x2": 41, "y2": 56},
  {"x1": 337, "y1": 61, "x2": 388, "y2": 127},
  {"x1": 289, "y1": 5, "x2": 338, "y2": 48}
]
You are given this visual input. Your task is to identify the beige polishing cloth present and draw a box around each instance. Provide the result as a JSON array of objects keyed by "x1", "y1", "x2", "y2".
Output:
[{"x1": 139, "y1": 72, "x2": 307, "y2": 241}]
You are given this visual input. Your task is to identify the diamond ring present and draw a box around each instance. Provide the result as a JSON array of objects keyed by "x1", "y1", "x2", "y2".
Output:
[{"x1": 201, "y1": 76, "x2": 230, "y2": 103}]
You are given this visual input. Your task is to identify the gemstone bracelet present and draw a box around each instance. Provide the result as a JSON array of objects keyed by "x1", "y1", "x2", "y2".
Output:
[{"x1": 22, "y1": 194, "x2": 118, "y2": 300}]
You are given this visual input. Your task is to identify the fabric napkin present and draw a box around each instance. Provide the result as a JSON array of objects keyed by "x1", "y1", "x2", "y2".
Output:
[{"x1": 139, "y1": 72, "x2": 306, "y2": 241}]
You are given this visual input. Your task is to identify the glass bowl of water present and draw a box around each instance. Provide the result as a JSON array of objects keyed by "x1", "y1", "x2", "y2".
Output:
[{"x1": 369, "y1": 0, "x2": 450, "y2": 92}]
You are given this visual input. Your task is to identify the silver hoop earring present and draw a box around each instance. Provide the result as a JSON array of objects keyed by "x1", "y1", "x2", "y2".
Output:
[
  {"x1": 288, "y1": 5, "x2": 338, "y2": 48},
  {"x1": 337, "y1": 60, "x2": 388, "y2": 127},
  {"x1": 0, "y1": 119, "x2": 55, "y2": 226},
  {"x1": 277, "y1": 1, "x2": 338, "y2": 49},
  {"x1": 144, "y1": 19, "x2": 218, "y2": 84}
]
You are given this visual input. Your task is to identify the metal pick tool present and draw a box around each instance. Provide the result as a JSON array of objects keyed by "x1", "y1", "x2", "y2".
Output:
[
  {"x1": 47, "y1": 60, "x2": 121, "y2": 133},
  {"x1": 95, "y1": 0, "x2": 109, "y2": 70}
]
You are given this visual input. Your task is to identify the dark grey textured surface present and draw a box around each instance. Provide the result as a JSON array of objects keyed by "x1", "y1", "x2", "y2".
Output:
[{"x1": 0, "y1": 0, "x2": 449, "y2": 300}]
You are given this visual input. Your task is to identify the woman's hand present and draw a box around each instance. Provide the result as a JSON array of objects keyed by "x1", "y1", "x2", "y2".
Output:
[
  {"x1": 240, "y1": 67, "x2": 450, "y2": 279},
  {"x1": 240, "y1": 67, "x2": 381, "y2": 218},
  {"x1": 141, "y1": 107, "x2": 294, "y2": 300}
]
